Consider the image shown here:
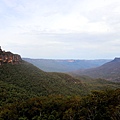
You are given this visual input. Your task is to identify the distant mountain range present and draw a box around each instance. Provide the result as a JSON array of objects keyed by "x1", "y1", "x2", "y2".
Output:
[
  {"x1": 73, "y1": 58, "x2": 120, "y2": 82},
  {"x1": 23, "y1": 58, "x2": 111, "y2": 72}
]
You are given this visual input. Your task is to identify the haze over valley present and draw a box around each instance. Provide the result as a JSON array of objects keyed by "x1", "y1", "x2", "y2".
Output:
[{"x1": 23, "y1": 58, "x2": 111, "y2": 72}]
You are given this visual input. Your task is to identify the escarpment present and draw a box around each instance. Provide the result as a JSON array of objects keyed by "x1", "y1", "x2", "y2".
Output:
[{"x1": 0, "y1": 46, "x2": 22, "y2": 65}]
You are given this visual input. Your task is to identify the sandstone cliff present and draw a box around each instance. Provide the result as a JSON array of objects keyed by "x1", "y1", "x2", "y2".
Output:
[{"x1": 0, "y1": 47, "x2": 22, "y2": 65}]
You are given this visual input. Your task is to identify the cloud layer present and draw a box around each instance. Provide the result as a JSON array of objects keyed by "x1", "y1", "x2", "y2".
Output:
[{"x1": 0, "y1": 0, "x2": 120, "y2": 59}]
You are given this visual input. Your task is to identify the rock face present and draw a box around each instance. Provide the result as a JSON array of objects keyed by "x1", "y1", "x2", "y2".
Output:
[{"x1": 0, "y1": 46, "x2": 22, "y2": 65}]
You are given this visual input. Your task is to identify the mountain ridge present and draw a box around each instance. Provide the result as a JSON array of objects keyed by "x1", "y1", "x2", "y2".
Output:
[
  {"x1": 73, "y1": 58, "x2": 120, "y2": 82},
  {"x1": 23, "y1": 58, "x2": 111, "y2": 72}
]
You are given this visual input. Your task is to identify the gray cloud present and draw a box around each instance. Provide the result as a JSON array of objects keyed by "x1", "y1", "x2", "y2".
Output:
[{"x1": 0, "y1": 0, "x2": 120, "y2": 59}]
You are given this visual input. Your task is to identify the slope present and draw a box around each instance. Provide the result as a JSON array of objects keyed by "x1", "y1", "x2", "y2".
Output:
[
  {"x1": 70, "y1": 74, "x2": 120, "y2": 91},
  {"x1": 1, "y1": 60, "x2": 120, "y2": 109},
  {"x1": 0, "y1": 61, "x2": 87, "y2": 96},
  {"x1": 74, "y1": 58, "x2": 120, "y2": 82},
  {"x1": 0, "y1": 80, "x2": 36, "y2": 106}
]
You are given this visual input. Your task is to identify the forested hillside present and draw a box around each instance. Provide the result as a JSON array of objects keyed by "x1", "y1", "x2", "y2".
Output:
[
  {"x1": 0, "y1": 61, "x2": 87, "y2": 97},
  {"x1": 74, "y1": 58, "x2": 120, "y2": 82},
  {"x1": 1, "y1": 61, "x2": 120, "y2": 119}
]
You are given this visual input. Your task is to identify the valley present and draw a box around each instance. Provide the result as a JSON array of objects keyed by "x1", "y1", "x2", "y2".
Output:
[
  {"x1": 23, "y1": 58, "x2": 110, "y2": 72},
  {"x1": 0, "y1": 49, "x2": 120, "y2": 119}
]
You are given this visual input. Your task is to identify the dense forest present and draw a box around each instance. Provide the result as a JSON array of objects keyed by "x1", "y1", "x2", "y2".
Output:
[
  {"x1": 0, "y1": 89, "x2": 120, "y2": 120},
  {"x1": 0, "y1": 61, "x2": 120, "y2": 119}
]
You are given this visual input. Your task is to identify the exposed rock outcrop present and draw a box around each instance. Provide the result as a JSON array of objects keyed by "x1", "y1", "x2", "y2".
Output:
[{"x1": 0, "y1": 46, "x2": 22, "y2": 65}]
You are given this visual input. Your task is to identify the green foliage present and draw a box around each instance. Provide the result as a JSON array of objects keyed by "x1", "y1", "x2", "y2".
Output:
[
  {"x1": 70, "y1": 74, "x2": 120, "y2": 91},
  {"x1": 0, "y1": 82, "x2": 30, "y2": 106},
  {"x1": 0, "y1": 61, "x2": 86, "y2": 97},
  {"x1": 1, "y1": 61, "x2": 120, "y2": 119},
  {"x1": 0, "y1": 89, "x2": 120, "y2": 120}
]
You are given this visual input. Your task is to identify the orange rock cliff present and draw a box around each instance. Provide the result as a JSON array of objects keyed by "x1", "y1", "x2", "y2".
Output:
[{"x1": 0, "y1": 46, "x2": 22, "y2": 65}]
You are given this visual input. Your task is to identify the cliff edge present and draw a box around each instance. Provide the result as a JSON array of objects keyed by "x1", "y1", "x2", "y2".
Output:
[{"x1": 0, "y1": 46, "x2": 22, "y2": 65}]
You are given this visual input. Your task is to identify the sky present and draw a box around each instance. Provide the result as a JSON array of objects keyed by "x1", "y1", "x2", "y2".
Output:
[{"x1": 0, "y1": 0, "x2": 120, "y2": 59}]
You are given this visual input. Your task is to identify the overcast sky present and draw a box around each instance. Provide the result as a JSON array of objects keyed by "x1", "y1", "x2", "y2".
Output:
[{"x1": 0, "y1": 0, "x2": 120, "y2": 59}]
